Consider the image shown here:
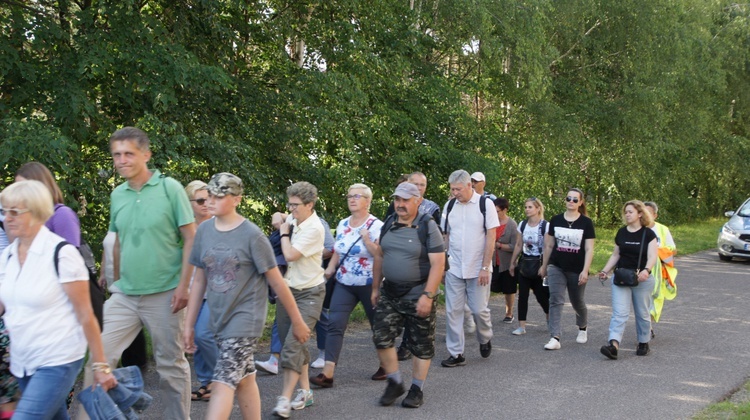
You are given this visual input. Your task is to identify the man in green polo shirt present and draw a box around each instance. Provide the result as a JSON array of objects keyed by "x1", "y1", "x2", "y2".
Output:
[{"x1": 78, "y1": 127, "x2": 196, "y2": 419}]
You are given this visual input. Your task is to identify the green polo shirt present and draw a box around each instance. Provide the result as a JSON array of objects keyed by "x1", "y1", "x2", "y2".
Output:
[{"x1": 109, "y1": 170, "x2": 195, "y2": 295}]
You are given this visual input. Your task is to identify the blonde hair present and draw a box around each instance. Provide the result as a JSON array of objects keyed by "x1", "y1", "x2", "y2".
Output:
[
  {"x1": 348, "y1": 183, "x2": 372, "y2": 199},
  {"x1": 622, "y1": 200, "x2": 653, "y2": 227},
  {"x1": 185, "y1": 180, "x2": 207, "y2": 199},
  {"x1": 1, "y1": 180, "x2": 54, "y2": 224},
  {"x1": 526, "y1": 197, "x2": 545, "y2": 219}
]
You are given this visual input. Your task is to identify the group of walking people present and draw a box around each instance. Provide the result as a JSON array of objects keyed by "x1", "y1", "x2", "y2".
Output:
[{"x1": 0, "y1": 126, "x2": 678, "y2": 419}]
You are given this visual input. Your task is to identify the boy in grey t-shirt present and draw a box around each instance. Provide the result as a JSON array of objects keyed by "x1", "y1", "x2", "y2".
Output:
[{"x1": 183, "y1": 173, "x2": 310, "y2": 419}]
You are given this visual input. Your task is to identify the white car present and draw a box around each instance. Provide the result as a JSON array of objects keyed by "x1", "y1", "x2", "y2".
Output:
[{"x1": 718, "y1": 197, "x2": 750, "y2": 261}]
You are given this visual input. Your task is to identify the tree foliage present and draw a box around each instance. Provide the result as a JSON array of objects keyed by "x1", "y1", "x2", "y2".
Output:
[{"x1": 1, "y1": 0, "x2": 748, "y2": 250}]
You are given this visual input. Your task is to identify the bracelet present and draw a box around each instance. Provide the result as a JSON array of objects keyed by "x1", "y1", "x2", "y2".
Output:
[
  {"x1": 92, "y1": 362, "x2": 112, "y2": 374},
  {"x1": 280, "y1": 233, "x2": 291, "y2": 238}
]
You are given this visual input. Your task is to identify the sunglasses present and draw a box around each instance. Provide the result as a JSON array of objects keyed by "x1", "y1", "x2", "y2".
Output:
[
  {"x1": 0, "y1": 208, "x2": 31, "y2": 217},
  {"x1": 191, "y1": 198, "x2": 207, "y2": 205},
  {"x1": 565, "y1": 196, "x2": 580, "y2": 203}
]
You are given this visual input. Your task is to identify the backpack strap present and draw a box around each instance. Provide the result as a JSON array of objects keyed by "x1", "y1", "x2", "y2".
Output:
[
  {"x1": 379, "y1": 213, "x2": 397, "y2": 244},
  {"x1": 53, "y1": 241, "x2": 71, "y2": 277}
]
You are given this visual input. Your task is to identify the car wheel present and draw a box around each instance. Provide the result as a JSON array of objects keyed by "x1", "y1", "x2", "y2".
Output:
[{"x1": 719, "y1": 254, "x2": 732, "y2": 262}]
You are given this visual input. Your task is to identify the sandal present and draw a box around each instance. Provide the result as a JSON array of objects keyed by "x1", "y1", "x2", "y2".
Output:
[{"x1": 191, "y1": 385, "x2": 210, "y2": 401}]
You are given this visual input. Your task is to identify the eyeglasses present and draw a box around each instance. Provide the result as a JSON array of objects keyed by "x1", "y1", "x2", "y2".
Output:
[
  {"x1": 346, "y1": 194, "x2": 366, "y2": 200},
  {"x1": 190, "y1": 198, "x2": 207, "y2": 205},
  {"x1": 565, "y1": 196, "x2": 580, "y2": 203},
  {"x1": 0, "y1": 208, "x2": 31, "y2": 217},
  {"x1": 287, "y1": 202, "x2": 304, "y2": 210}
]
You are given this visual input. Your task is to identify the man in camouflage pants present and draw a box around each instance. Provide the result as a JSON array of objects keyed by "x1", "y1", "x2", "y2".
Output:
[{"x1": 371, "y1": 182, "x2": 446, "y2": 409}]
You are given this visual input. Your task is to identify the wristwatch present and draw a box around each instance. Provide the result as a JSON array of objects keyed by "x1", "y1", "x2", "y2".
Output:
[
  {"x1": 481, "y1": 266, "x2": 492, "y2": 273},
  {"x1": 280, "y1": 233, "x2": 291, "y2": 238},
  {"x1": 645, "y1": 267, "x2": 652, "y2": 274},
  {"x1": 422, "y1": 291, "x2": 439, "y2": 299}
]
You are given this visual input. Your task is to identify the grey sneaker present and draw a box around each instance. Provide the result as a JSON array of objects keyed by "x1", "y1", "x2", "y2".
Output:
[{"x1": 291, "y1": 388, "x2": 313, "y2": 410}]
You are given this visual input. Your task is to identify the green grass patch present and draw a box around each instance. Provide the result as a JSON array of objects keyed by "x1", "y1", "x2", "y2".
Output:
[{"x1": 693, "y1": 381, "x2": 750, "y2": 419}]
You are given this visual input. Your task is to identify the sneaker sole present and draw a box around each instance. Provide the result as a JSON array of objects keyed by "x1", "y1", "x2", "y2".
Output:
[
  {"x1": 256, "y1": 364, "x2": 278, "y2": 375},
  {"x1": 272, "y1": 410, "x2": 290, "y2": 419},
  {"x1": 291, "y1": 401, "x2": 313, "y2": 410},
  {"x1": 440, "y1": 361, "x2": 467, "y2": 367}
]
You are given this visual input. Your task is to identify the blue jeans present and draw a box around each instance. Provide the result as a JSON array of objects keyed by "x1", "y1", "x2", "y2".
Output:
[
  {"x1": 608, "y1": 275, "x2": 655, "y2": 344},
  {"x1": 15, "y1": 358, "x2": 84, "y2": 420},
  {"x1": 193, "y1": 300, "x2": 219, "y2": 386}
]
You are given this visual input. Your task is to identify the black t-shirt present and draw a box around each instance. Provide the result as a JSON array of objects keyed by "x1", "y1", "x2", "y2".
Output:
[
  {"x1": 548, "y1": 213, "x2": 596, "y2": 273},
  {"x1": 615, "y1": 226, "x2": 657, "y2": 270}
]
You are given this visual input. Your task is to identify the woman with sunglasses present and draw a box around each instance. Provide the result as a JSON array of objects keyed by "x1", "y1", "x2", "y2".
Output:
[
  {"x1": 540, "y1": 188, "x2": 596, "y2": 350},
  {"x1": 185, "y1": 180, "x2": 219, "y2": 402},
  {"x1": 509, "y1": 197, "x2": 550, "y2": 336},
  {"x1": 0, "y1": 180, "x2": 116, "y2": 418},
  {"x1": 310, "y1": 183, "x2": 385, "y2": 389}
]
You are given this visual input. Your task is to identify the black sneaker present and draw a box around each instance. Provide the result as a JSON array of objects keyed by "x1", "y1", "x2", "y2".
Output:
[
  {"x1": 397, "y1": 346, "x2": 412, "y2": 361},
  {"x1": 401, "y1": 384, "x2": 424, "y2": 408},
  {"x1": 600, "y1": 342, "x2": 618, "y2": 360},
  {"x1": 440, "y1": 354, "x2": 467, "y2": 368},
  {"x1": 379, "y1": 378, "x2": 406, "y2": 406},
  {"x1": 480, "y1": 340, "x2": 492, "y2": 358},
  {"x1": 636, "y1": 342, "x2": 650, "y2": 356}
]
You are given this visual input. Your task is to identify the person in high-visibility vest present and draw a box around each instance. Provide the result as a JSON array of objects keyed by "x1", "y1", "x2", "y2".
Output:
[{"x1": 644, "y1": 202, "x2": 678, "y2": 337}]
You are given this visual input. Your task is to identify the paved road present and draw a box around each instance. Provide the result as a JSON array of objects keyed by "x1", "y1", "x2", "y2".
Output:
[{"x1": 73, "y1": 250, "x2": 750, "y2": 419}]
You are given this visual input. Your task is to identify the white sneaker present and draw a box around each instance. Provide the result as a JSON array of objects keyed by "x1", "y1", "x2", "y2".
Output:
[
  {"x1": 256, "y1": 358, "x2": 278, "y2": 375},
  {"x1": 272, "y1": 396, "x2": 291, "y2": 418},
  {"x1": 311, "y1": 356, "x2": 325, "y2": 369},
  {"x1": 291, "y1": 388, "x2": 314, "y2": 410},
  {"x1": 512, "y1": 327, "x2": 526, "y2": 336},
  {"x1": 576, "y1": 329, "x2": 588, "y2": 344},
  {"x1": 544, "y1": 337, "x2": 561, "y2": 350}
]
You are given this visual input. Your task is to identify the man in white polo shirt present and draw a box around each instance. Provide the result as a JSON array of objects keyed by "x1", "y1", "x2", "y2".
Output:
[{"x1": 441, "y1": 170, "x2": 499, "y2": 367}]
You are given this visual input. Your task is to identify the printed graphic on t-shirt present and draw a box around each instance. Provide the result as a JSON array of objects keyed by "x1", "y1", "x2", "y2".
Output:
[
  {"x1": 555, "y1": 227, "x2": 584, "y2": 253},
  {"x1": 203, "y1": 243, "x2": 240, "y2": 293},
  {"x1": 523, "y1": 229, "x2": 542, "y2": 256}
]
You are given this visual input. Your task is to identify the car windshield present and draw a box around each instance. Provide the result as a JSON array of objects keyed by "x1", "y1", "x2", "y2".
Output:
[{"x1": 738, "y1": 200, "x2": 750, "y2": 217}]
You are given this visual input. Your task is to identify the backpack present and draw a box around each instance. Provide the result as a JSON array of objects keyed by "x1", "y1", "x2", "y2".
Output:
[
  {"x1": 379, "y1": 212, "x2": 432, "y2": 249},
  {"x1": 54, "y1": 241, "x2": 104, "y2": 331},
  {"x1": 444, "y1": 195, "x2": 490, "y2": 234}
]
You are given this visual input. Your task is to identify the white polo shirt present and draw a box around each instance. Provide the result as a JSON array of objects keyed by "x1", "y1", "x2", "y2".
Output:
[
  {"x1": 0, "y1": 226, "x2": 89, "y2": 377},
  {"x1": 284, "y1": 211, "x2": 326, "y2": 290},
  {"x1": 442, "y1": 192, "x2": 500, "y2": 279}
]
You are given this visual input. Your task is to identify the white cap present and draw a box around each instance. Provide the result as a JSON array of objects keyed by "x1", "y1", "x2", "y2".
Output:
[{"x1": 470, "y1": 172, "x2": 486, "y2": 182}]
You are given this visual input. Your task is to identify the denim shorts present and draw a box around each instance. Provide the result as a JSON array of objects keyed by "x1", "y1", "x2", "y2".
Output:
[{"x1": 213, "y1": 337, "x2": 258, "y2": 390}]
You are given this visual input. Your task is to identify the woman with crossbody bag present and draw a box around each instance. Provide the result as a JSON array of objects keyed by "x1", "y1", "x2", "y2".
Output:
[
  {"x1": 598, "y1": 200, "x2": 657, "y2": 360},
  {"x1": 310, "y1": 184, "x2": 385, "y2": 389},
  {"x1": 509, "y1": 197, "x2": 550, "y2": 336}
]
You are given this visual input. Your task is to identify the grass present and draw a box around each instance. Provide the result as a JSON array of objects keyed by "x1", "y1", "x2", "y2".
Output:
[{"x1": 693, "y1": 381, "x2": 750, "y2": 420}]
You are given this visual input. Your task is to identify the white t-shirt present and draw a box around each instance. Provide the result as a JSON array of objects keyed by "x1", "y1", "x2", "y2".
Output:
[
  {"x1": 442, "y1": 193, "x2": 500, "y2": 279},
  {"x1": 517, "y1": 219, "x2": 550, "y2": 257},
  {"x1": 0, "y1": 226, "x2": 89, "y2": 377}
]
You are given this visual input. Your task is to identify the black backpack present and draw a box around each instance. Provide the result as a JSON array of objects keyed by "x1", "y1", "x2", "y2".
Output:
[
  {"x1": 444, "y1": 195, "x2": 490, "y2": 234},
  {"x1": 54, "y1": 241, "x2": 104, "y2": 331},
  {"x1": 379, "y1": 212, "x2": 432, "y2": 248}
]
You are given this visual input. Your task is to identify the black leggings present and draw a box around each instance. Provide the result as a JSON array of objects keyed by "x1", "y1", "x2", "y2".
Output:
[{"x1": 517, "y1": 273, "x2": 550, "y2": 321}]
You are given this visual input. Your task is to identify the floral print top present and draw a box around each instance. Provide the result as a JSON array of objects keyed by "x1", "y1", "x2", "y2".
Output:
[{"x1": 333, "y1": 215, "x2": 383, "y2": 286}]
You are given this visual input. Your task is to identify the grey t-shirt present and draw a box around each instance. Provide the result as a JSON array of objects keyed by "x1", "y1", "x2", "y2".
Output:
[
  {"x1": 381, "y1": 216, "x2": 444, "y2": 299},
  {"x1": 190, "y1": 219, "x2": 276, "y2": 338}
]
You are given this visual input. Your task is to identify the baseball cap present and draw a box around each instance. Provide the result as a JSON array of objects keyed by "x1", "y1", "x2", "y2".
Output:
[
  {"x1": 391, "y1": 182, "x2": 421, "y2": 199},
  {"x1": 205, "y1": 172, "x2": 243, "y2": 197},
  {"x1": 470, "y1": 172, "x2": 486, "y2": 182}
]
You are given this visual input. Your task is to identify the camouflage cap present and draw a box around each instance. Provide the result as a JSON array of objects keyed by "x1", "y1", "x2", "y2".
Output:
[{"x1": 205, "y1": 172, "x2": 243, "y2": 197}]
